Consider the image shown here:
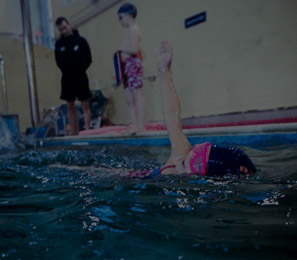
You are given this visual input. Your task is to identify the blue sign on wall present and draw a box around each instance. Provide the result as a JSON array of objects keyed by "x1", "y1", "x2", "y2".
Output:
[{"x1": 185, "y1": 11, "x2": 206, "y2": 29}]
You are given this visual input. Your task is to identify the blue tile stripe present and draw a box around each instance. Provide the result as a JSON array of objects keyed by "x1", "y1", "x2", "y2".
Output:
[{"x1": 38, "y1": 132, "x2": 297, "y2": 148}]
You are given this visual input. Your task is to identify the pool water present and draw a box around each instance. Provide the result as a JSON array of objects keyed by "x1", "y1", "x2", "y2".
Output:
[{"x1": 0, "y1": 143, "x2": 297, "y2": 259}]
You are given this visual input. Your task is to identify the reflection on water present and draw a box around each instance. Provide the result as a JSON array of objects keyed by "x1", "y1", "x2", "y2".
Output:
[{"x1": 0, "y1": 143, "x2": 297, "y2": 259}]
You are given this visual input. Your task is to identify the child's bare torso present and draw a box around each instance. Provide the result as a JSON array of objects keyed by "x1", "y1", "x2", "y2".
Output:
[{"x1": 120, "y1": 25, "x2": 141, "y2": 60}]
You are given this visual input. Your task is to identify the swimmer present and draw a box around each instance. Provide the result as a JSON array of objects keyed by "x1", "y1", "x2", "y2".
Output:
[
  {"x1": 117, "y1": 3, "x2": 146, "y2": 135},
  {"x1": 132, "y1": 41, "x2": 256, "y2": 177}
]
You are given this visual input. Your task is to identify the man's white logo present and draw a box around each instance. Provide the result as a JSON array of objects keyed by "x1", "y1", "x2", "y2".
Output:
[{"x1": 73, "y1": 45, "x2": 79, "y2": 51}]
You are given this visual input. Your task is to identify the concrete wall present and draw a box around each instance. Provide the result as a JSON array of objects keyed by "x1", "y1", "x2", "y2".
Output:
[
  {"x1": 0, "y1": 1, "x2": 61, "y2": 132},
  {"x1": 0, "y1": 0, "x2": 43, "y2": 36},
  {"x1": 0, "y1": 36, "x2": 61, "y2": 131},
  {"x1": 1, "y1": 0, "x2": 297, "y2": 132},
  {"x1": 51, "y1": 0, "x2": 297, "y2": 125},
  {"x1": 0, "y1": 1, "x2": 22, "y2": 36}
]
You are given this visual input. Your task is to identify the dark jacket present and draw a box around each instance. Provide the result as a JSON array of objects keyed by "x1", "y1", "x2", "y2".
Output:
[{"x1": 55, "y1": 30, "x2": 92, "y2": 76}]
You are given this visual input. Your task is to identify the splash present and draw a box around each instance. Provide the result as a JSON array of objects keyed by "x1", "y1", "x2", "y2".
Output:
[{"x1": 0, "y1": 116, "x2": 15, "y2": 152}]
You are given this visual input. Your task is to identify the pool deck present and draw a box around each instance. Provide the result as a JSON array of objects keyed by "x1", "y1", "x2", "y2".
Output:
[{"x1": 37, "y1": 107, "x2": 297, "y2": 147}]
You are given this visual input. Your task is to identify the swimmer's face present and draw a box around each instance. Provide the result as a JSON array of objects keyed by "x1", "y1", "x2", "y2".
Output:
[
  {"x1": 57, "y1": 20, "x2": 72, "y2": 37},
  {"x1": 175, "y1": 150, "x2": 193, "y2": 174},
  {"x1": 118, "y1": 13, "x2": 131, "y2": 27},
  {"x1": 183, "y1": 150, "x2": 194, "y2": 173}
]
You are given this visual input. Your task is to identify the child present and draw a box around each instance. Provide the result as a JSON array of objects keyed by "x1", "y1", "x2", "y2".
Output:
[
  {"x1": 153, "y1": 40, "x2": 256, "y2": 176},
  {"x1": 117, "y1": 3, "x2": 145, "y2": 134}
]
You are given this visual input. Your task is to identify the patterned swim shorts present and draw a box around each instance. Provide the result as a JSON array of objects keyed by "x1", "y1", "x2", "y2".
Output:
[{"x1": 122, "y1": 56, "x2": 143, "y2": 90}]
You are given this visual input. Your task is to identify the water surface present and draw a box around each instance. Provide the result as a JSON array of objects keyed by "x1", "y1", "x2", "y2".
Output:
[{"x1": 0, "y1": 143, "x2": 296, "y2": 259}]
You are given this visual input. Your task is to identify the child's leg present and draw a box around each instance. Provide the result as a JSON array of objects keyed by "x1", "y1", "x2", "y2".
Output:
[
  {"x1": 125, "y1": 88, "x2": 138, "y2": 132},
  {"x1": 134, "y1": 87, "x2": 146, "y2": 132}
]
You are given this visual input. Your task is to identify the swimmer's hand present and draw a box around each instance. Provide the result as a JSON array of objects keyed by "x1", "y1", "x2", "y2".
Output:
[{"x1": 157, "y1": 40, "x2": 172, "y2": 73}]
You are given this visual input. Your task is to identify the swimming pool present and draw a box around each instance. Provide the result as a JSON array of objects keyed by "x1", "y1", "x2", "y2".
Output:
[{"x1": 0, "y1": 141, "x2": 297, "y2": 259}]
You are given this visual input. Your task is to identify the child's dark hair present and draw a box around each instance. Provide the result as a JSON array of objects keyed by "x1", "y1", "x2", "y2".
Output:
[
  {"x1": 117, "y1": 3, "x2": 137, "y2": 18},
  {"x1": 55, "y1": 17, "x2": 69, "y2": 26}
]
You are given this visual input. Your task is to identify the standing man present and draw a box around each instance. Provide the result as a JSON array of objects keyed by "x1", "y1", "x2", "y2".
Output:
[{"x1": 55, "y1": 17, "x2": 92, "y2": 135}]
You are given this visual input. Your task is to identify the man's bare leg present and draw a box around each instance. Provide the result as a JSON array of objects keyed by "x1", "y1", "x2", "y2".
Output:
[
  {"x1": 81, "y1": 100, "x2": 91, "y2": 130},
  {"x1": 67, "y1": 101, "x2": 78, "y2": 135},
  {"x1": 158, "y1": 41, "x2": 191, "y2": 166}
]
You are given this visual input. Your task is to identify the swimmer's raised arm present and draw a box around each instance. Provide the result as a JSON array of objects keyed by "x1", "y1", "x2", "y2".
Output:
[
  {"x1": 157, "y1": 41, "x2": 191, "y2": 169},
  {"x1": 157, "y1": 41, "x2": 173, "y2": 73},
  {"x1": 156, "y1": 41, "x2": 256, "y2": 177}
]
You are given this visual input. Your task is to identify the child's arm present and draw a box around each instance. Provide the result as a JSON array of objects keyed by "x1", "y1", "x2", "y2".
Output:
[{"x1": 158, "y1": 41, "x2": 192, "y2": 166}]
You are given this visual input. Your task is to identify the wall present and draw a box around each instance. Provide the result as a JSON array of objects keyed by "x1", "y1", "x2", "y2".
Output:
[
  {"x1": 0, "y1": 1, "x2": 22, "y2": 36},
  {"x1": 2, "y1": 0, "x2": 297, "y2": 132},
  {"x1": 0, "y1": 0, "x2": 45, "y2": 37},
  {"x1": 0, "y1": 36, "x2": 61, "y2": 131},
  {"x1": 0, "y1": 0, "x2": 61, "y2": 132},
  {"x1": 52, "y1": 0, "x2": 297, "y2": 125}
]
